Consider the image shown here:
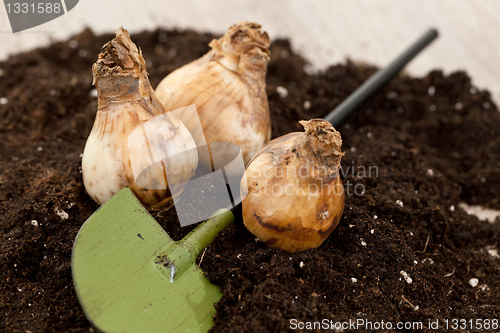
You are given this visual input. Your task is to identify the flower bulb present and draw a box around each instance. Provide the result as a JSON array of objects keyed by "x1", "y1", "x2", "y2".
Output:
[
  {"x1": 241, "y1": 119, "x2": 345, "y2": 253},
  {"x1": 155, "y1": 22, "x2": 271, "y2": 166},
  {"x1": 82, "y1": 28, "x2": 198, "y2": 209}
]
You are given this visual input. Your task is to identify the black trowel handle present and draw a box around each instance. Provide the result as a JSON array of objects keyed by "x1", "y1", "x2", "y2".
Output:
[{"x1": 325, "y1": 28, "x2": 439, "y2": 127}]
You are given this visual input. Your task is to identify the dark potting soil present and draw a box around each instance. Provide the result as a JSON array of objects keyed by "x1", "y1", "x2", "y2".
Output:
[{"x1": 1, "y1": 27, "x2": 499, "y2": 333}]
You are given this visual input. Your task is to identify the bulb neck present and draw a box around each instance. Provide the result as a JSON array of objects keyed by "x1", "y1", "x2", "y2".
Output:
[
  {"x1": 294, "y1": 119, "x2": 345, "y2": 180},
  {"x1": 92, "y1": 27, "x2": 165, "y2": 115},
  {"x1": 206, "y1": 22, "x2": 271, "y2": 105}
]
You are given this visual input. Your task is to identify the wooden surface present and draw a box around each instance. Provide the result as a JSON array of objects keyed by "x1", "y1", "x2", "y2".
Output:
[{"x1": 1, "y1": 0, "x2": 500, "y2": 104}]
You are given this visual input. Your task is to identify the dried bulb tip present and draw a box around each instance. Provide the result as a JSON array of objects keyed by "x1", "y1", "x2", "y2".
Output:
[
  {"x1": 209, "y1": 21, "x2": 271, "y2": 59},
  {"x1": 298, "y1": 119, "x2": 345, "y2": 173},
  {"x1": 299, "y1": 119, "x2": 343, "y2": 149},
  {"x1": 94, "y1": 27, "x2": 146, "y2": 77},
  {"x1": 226, "y1": 21, "x2": 270, "y2": 53}
]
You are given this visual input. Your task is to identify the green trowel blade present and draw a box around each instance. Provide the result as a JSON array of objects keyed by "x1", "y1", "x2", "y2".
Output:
[{"x1": 72, "y1": 187, "x2": 234, "y2": 333}]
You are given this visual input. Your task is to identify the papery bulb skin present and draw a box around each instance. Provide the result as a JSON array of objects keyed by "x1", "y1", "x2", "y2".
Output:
[
  {"x1": 82, "y1": 27, "x2": 198, "y2": 209},
  {"x1": 155, "y1": 21, "x2": 271, "y2": 165},
  {"x1": 241, "y1": 119, "x2": 345, "y2": 253}
]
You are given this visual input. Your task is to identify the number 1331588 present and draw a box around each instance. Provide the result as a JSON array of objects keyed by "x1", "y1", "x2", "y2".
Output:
[
  {"x1": 6, "y1": 3, "x2": 62, "y2": 14},
  {"x1": 443, "y1": 319, "x2": 498, "y2": 330}
]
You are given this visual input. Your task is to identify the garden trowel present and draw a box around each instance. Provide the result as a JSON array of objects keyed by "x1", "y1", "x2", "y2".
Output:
[{"x1": 72, "y1": 187, "x2": 234, "y2": 332}]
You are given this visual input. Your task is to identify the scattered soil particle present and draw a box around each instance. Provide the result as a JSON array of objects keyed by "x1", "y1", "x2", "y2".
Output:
[{"x1": 1, "y1": 28, "x2": 499, "y2": 333}]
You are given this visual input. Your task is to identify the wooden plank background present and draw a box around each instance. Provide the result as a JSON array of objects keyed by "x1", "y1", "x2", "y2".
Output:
[{"x1": 1, "y1": 0, "x2": 500, "y2": 105}]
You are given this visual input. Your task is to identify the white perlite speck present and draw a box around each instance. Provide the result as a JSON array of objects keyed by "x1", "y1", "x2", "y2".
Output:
[
  {"x1": 303, "y1": 64, "x2": 315, "y2": 75},
  {"x1": 299, "y1": 261, "x2": 305, "y2": 268},
  {"x1": 422, "y1": 258, "x2": 434, "y2": 265},
  {"x1": 479, "y1": 284, "x2": 489, "y2": 291},
  {"x1": 351, "y1": 277, "x2": 357, "y2": 283},
  {"x1": 469, "y1": 278, "x2": 479, "y2": 287},
  {"x1": 360, "y1": 238, "x2": 367, "y2": 247},
  {"x1": 303, "y1": 100, "x2": 311, "y2": 110},
  {"x1": 30, "y1": 220, "x2": 38, "y2": 227},
  {"x1": 396, "y1": 200, "x2": 404, "y2": 207},
  {"x1": 276, "y1": 86, "x2": 288, "y2": 98},
  {"x1": 400, "y1": 271, "x2": 413, "y2": 284},
  {"x1": 54, "y1": 207, "x2": 69, "y2": 220},
  {"x1": 428, "y1": 86, "x2": 435, "y2": 96},
  {"x1": 487, "y1": 247, "x2": 499, "y2": 258}
]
